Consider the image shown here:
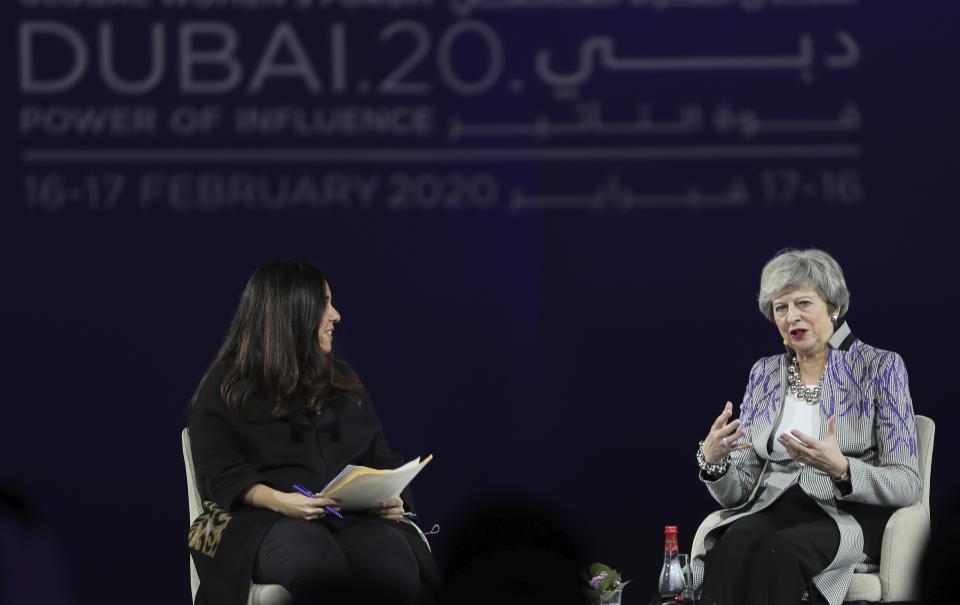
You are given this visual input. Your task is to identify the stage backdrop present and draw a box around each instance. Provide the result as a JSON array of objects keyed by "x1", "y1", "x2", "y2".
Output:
[{"x1": 2, "y1": 1, "x2": 958, "y2": 604}]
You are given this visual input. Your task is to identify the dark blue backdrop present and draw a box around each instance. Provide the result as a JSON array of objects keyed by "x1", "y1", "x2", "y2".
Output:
[{"x1": 3, "y1": 1, "x2": 958, "y2": 604}]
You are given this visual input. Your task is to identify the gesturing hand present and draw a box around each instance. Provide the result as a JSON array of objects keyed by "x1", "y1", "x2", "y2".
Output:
[
  {"x1": 703, "y1": 401, "x2": 752, "y2": 464},
  {"x1": 777, "y1": 414, "x2": 849, "y2": 480},
  {"x1": 368, "y1": 497, "x2": 404, "y2": 522}
]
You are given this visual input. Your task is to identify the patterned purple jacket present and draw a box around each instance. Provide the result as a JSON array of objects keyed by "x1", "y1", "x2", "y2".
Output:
[{"x1": 692, "y1": 322, "x2": 921, "y2": 605}]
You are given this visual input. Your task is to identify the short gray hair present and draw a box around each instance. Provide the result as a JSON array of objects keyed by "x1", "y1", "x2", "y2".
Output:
[{"x1": 757, "y1": 248, "x2": 850, "y2": 322}]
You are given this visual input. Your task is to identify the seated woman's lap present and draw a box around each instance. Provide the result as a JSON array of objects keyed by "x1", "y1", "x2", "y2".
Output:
[
  {"x1": 253, "y1": 516, "x2": 420, "y2": 603},
  {"x1": 701, "y1": 485, "x2": 840, "y2": 605}
]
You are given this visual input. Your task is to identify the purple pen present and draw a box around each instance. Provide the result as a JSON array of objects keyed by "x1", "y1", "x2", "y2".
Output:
[{"x1": 292, "y1": 484, "x2": 344, "y2": 519}]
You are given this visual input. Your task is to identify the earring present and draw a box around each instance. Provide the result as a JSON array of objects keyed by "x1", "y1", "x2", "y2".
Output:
[{"x1": 831, "y1": 315, "x2": 839, "y2": 322}]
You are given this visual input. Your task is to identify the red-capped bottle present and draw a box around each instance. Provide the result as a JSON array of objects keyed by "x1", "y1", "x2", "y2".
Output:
[{"x1": 658, "y1": 525, "x2": 685, "y2": 598}]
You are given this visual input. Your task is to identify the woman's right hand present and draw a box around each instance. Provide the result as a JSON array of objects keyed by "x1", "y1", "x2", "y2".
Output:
[
  {"x1": 273, "y1": 491, "x2": 341, "y2": 521},
  {"x1": 243, "y1": 484, "x2": 341, "y2": 521},
  {"x1": 703, "y1": 401, "x2": 751, "y2": 464}
]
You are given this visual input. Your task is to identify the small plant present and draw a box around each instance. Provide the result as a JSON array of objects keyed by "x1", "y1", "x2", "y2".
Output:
[{"x1": 586, "y1": 563, "x2": 630, "y2": 604}]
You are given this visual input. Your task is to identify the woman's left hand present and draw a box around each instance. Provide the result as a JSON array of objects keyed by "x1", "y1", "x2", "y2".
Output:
[
  {"x1": 368, "y1": 497, "x2": 404, "y2": 522},
  {"x1": 777, "y1": 414, "x2": 849, "y2": 480}
]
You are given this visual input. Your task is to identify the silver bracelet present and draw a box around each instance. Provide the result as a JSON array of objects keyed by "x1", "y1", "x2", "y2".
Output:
[{"x1": 697, "y1": 440, "x2": 731, "y2": 477}]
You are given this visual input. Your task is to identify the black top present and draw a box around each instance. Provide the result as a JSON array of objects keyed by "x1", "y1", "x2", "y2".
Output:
[
  {"x1": 186, "y1": 360, "x2": 427, "y2": 605},
  {"x1": 189, "y1": 360, "x2": 413, "y2": 512}
]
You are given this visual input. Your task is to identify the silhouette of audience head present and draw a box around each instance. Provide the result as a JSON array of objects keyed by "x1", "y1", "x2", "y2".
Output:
[{"x1": 440, "y1": 498, "x2": 590, "y2": 605}]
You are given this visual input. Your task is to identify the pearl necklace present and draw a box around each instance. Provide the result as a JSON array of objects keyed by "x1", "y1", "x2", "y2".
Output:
[{"x1": 788, "y1": 356, "x2": 824, "y2": 405}]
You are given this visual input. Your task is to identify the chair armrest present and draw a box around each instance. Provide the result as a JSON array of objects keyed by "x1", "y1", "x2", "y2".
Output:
[
  {"x1": 878, "y1": 502, "x2": 929, "y2": 602},
  {"x1": 692, "y1": 510, "x2": 732, "y2": 559}
]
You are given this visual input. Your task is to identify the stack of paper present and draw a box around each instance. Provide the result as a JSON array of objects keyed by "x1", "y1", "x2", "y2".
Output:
[{"x1": 322, "y1": 455, "x2": 433, "y2": 511}]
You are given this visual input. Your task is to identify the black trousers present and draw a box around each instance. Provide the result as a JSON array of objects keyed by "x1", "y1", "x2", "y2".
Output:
[
  {"x1": 699, "y1": 485, "x2": 841, "y2": 605},
  {"x1": 253, "y1": 515, "x2": 421, "y2": 605}
]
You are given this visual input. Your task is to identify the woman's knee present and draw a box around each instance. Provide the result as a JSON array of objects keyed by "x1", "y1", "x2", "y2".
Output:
[{"x1": 255, "y1": 521, "x2": 352, "y2": 591}]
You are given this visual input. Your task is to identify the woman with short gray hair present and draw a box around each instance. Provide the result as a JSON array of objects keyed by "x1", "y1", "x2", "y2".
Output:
[
  {"x1": 692, "y1": 248, "x2": 921, "y2": 605},
  {"x1": 757, "y1": 249, "x2": 850, "y2": 323}
]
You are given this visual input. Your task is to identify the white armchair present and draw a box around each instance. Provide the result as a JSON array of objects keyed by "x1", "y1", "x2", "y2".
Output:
[
  {"x1": 691, "y1": 415, "x2": 934, "y2": 603},
  {"x1": 181, "y1": 428, "x2": 293, "y2": 605}
]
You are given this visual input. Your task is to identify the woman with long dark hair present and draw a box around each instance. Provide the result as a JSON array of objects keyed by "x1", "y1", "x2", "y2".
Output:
[{"x1": 187, "y1": 261, "x2": 437, "y2": 605}]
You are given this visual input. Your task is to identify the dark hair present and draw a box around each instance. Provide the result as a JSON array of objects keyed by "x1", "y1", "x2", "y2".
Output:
[{"x1": 195, "y1": 261, "x2": 363, "y2": 418}]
